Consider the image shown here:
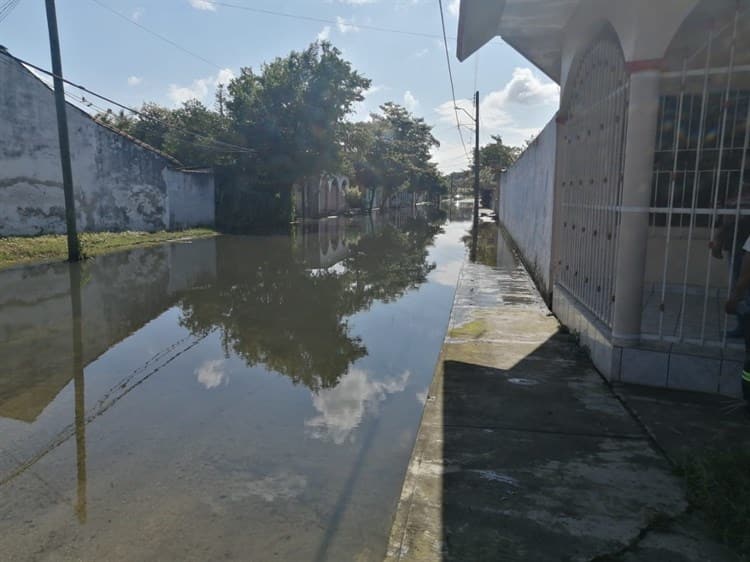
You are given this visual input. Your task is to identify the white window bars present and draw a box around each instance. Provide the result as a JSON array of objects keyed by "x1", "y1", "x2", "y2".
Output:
[{"x1": 643, "y1": 6, "x2": 750, "y2": 349}]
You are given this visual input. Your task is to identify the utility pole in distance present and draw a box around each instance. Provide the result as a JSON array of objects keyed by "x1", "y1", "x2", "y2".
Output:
[
  {"x1": 45, "y1": 0, "x2": 80, "y2": 262},
  {"x1": 471, "y1": 90, "x2": 480, "y2": 261}
]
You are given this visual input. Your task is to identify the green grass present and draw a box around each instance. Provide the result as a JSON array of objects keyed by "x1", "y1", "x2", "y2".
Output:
[
  {"x1": 0, "y1": 228, "x2": 217, "y2": 270},
  {"x1": 675, "y1": 448, "x2": 750, "y2": 559}
]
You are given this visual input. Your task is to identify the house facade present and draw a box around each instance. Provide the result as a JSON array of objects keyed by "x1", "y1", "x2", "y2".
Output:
[{"x1": 460, "y1": 0, "x2": 750, "y2": 396}]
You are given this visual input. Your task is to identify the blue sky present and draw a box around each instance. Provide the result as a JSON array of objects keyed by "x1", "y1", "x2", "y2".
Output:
[{"x1": 0, "y1": 0, "x2": 559, "y2": 172}]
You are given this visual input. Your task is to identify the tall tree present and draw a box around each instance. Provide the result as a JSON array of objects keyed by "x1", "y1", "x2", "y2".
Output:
[
  {"x1": 224, "y1": 41, "x2": 371, "y2": 228},
  {"x1": 347, "y1": 103, "x2": 440, "y2": 210}
]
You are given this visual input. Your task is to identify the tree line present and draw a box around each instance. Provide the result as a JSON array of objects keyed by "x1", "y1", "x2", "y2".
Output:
[{"x1": 98, "y1": 41, "x2": 453, "y2": 231}]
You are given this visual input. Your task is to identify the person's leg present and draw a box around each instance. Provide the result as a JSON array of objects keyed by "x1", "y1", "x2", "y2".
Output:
[{"x1": 728, "y1": 252, "x2": 746, "y2": 337}]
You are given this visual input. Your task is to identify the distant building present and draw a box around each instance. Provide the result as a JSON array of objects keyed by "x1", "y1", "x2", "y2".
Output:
[
  {"x1": 293, "y1": 174, "x2": 350, "y2": 219},
  {"x1": 0, "y1": 47, "x2": 215, "y2": 235},
  {"x1": 459, "y1": 0, "x2": 750, "y2": 397}
]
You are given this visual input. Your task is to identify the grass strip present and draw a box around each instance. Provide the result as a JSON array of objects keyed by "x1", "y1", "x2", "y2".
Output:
[
  {"x1": 0, "y1": 229, "x2": 217, "y2": 270},
  {"x1": 675, "y1": 448, "x2": 750, "y2": 559}
]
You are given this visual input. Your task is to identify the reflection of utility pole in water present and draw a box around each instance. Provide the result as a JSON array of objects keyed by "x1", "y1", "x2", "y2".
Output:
[
  {"x1": 68, "y1": 264, "x2": 87, "y2": 523},
  {"x1": 449, "y1": 175, "x2": 454, "y2": 221}
]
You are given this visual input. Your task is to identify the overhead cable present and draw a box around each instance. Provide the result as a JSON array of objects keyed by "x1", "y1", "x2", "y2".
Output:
[
  {"x1": 7, "y1": 52, "x2": 253, "y2": 154},
  {"x1": 437, "y1": 0, "x2": 470, "y2": 164}
]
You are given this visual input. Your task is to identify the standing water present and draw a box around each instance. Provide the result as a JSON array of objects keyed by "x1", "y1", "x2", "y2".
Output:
[{"x1": 0, "y1": 208, "x2": 470, "y2": 561}]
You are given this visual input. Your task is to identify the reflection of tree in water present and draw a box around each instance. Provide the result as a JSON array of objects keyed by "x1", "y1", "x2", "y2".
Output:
[
  {"x1": 339, "y1": 216, "x2": 443, "y2": 315},
  {"x1": 179, "y1": 212, "x2": 444, "y2": 391}
]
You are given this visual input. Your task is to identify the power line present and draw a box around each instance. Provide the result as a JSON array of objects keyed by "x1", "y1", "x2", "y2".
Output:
[
  {"x1": 0, "y1": 0, "x2": 22, "y2": 24},
  {"x1": 206, "y1": 0, "x2": 463, "y2": 42},
  {"x1": 7, "y1": 52, "x2": 253, "y2": 155},
  {"x1": 87, "y1": 0, "x2": 223, "y2": 70},
  {"x1": 88, "y1": 0, "x2": 500, "y2": 72},
  {"x1": 437, "y1": 0, "x2": 470, "y2": 164}
]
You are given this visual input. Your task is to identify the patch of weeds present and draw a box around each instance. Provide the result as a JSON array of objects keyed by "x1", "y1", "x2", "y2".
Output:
[{"x1": 675, "y1": 448, "x2": 750, "y2": 559}]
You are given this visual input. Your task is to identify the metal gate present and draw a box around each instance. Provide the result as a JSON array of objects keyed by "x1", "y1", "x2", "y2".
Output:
[{"x1": 555, "y1": 35, "x2": 629, "y2": 329}]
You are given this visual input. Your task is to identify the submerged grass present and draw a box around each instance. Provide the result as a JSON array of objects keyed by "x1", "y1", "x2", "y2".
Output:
[
  {"x1": 0, "y1": 228, "x2": 217, "y2": 270},
  {"x1": 675, "y1": 448, "x2": 750, "y2": 559}
]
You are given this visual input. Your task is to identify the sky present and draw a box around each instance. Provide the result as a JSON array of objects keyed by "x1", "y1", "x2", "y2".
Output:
[{"x1": 0, "y1": 0, "x2": 560, "y2": 173}]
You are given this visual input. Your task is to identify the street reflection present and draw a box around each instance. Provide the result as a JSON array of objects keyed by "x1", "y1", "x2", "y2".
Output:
[{"x1": 0, "y1": 206, "x2": 466, "y2": 562}]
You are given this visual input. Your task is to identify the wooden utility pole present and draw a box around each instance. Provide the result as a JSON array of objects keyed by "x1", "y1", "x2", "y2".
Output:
[
  {"x1": 45, "y1": 0, "x2": 80, "y2": 262},
  {"x1": 471, "y1": 91, "x2": 480, "y2": 261}
]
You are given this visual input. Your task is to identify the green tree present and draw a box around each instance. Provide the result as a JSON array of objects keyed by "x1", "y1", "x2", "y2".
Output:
[
  {"x1": 163, "y1": 99, "x2": 231, "y2": 167},
  {"x1": 223, "y1": 41, "x2": 371, "y2": 229},
  {"x1": 479, "y1": 135, "x2": 521, "y2": 181},
  {"x1": 347, "y1": 103, "x2": 440, "y2": 211}
]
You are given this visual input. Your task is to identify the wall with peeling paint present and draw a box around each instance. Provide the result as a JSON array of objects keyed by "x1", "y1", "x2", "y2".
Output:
[{"x1": 0, "y1": 49, "x2": 214, "y2": 236}]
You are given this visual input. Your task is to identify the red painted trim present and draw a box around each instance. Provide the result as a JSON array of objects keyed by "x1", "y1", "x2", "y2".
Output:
[{"x1": 625, "y1": 58, "x2": 663, "y2": 74}]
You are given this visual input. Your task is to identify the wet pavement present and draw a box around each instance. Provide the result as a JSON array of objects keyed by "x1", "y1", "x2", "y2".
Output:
[
  {"x1": 386, "y1": 223, "x2": 735, "y2": 562},
  {"x1": 0, "y1": 208, "x2": 471, "y2": 561}
]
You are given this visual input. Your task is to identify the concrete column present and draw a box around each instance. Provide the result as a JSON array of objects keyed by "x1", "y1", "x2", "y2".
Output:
[{"x1": 611, "y1": 69, "x2": 661, "y2": 345}]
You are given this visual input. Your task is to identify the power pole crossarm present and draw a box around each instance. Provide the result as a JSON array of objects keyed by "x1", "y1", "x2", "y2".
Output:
[{"x1": 45, "y1": 0, "x2": 80, "y2": 262}]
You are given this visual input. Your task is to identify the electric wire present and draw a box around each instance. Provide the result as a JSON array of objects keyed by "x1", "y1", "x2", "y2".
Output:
[
  {"x1": 7, "y1": 53, "x2": 254, "y2": 155},
  {"x1": 87, "y1": 0, "x2": 501, "y2": 73},
  {"x1": 0, "y1": 0, "x2": 22, "y2": 24},
  {"x1": 87, "y1": 0, "x2": 223, "y2": 70},
  {"x1": 437, "y1": 0, "x2": 470, "y2": 164},
  {"x1": 205, "y1": 0, "x2": 463, "y2": 42}
]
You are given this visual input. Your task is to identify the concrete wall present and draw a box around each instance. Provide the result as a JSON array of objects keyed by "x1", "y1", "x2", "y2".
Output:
[
  {"x1": 498, "y1": 119, "x2": 557, "y2": 298},
  {"x1": 164, "y1": 168, "x2": 215, "y2": 229},
  {"x1": 0, "y1": 49, "x2": 214, "y2": 235}
]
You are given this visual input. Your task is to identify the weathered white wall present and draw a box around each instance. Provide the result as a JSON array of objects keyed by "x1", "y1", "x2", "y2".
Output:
[
  {"x1": 498, "y1": 118, "x2": 557, "y2": 297},
  {"x1": 0, "y1": 49, "x2": 214, "y2": 235},
  {"x1": 164, "y1": 169, "x2": 215, "y2": 229}
]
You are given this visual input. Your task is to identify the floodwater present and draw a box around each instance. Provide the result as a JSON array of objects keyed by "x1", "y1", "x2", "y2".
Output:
[{"x1": 0, "y1": 207, "x2": 470, "y2": 561}]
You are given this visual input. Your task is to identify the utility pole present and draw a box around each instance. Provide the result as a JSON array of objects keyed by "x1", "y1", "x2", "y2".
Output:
[
  {"x1": 471, "y1": 90, "x2": 480, "y2": 261},
  {"x1": 45, "y1": 0, "x2": 80, "y2": 262}
]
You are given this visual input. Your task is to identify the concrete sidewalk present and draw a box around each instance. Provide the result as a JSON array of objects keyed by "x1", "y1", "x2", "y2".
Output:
[{"x1": 385, "y1": 227, "x2": 735, "y2": 561}]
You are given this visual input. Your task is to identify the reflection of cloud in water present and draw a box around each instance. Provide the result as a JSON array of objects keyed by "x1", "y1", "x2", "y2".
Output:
[
  {"x1": 306, "y1": 369, "x2": 410, "y2": 444},
  {"x1": 416, "y1": 388, "x2": 429, "y2": 405},
  {"x1": 430, "y1": 259, "x2": 463, "y2": 287},
  {"x1": 195, "y1": 359, "x2": 227, "y2": 389}
]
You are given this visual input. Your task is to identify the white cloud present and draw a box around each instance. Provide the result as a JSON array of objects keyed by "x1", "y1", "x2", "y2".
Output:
[
  {"x1": 127, "y1": 76, "x2": 142, "y2": 86},
  {"x1": 338, "y1": 0, "x2": 377, "y2": 3},
  {"x1": 499, "y1": 67, "x2": 559, "y2": 106},
  {"x1": 413, "y1": 47, "x2": 429, "y2": 58},
  {"x1": 317, "y1": 26, "x2": 331, "y2": 41},
  {"x1": 416, "y1": 388, "x2": 429, "y2": 405},
  {"x1": 132, "y1": 7, "x2": 143, "y2": 21},
  {"x1": 188, "y1": 0, "x2": 216, "y2": 10},
  {"x1": 403, "y1": 90, "x2": 419, "y2": 112},
  {"x1": 195, "y1": 359, "x2": 227, "y2": 389},
  {"x1": 336, "y1": 16, "x2": 360, "y2": 33},
  {"x1": 167, "y1": 68, "x2": 235, "y2": 107},
  {"x1": 434, "y1": 67, "x2": 559, "y2": 131},
  {"x1": 306, "y1": 369, "x2": 410, "y2": 444},
  {"x1": 448, "y1": 0, "x2": 460, "y2": 16}
]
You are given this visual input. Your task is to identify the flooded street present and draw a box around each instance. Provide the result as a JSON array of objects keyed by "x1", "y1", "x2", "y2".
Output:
[{"x1": 0, "y1": 208, "x2": 470, "y2": 561}]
